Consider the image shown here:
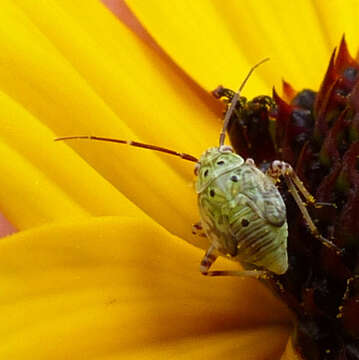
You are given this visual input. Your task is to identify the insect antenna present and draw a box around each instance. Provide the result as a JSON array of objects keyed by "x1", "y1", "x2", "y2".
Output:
[
  {"x1": 219, "y1": 57, "x2": 270, "y2": 146},
  {"x1": 55, "y1": 135, "x2": 199, "y2": 162}
]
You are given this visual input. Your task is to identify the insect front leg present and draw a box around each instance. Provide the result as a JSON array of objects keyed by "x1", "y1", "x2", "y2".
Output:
[
  {"x1": 266, "y1": 160, "x2": 341, "y2": 254},
  {"x1": 200, "y1": 244, "x2": 269, "y2": 279},
  {"x1": 192, "y1": 221, "x2": 207, "y2": 238}
]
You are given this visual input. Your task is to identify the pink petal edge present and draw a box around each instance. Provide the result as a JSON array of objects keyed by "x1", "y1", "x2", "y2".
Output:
[
  {"x1": 101, "y1": 0, "x2": 152, "y2": 41},
  {"x1": 0, "y1": 213, "x2": 16, "y2": 237}
]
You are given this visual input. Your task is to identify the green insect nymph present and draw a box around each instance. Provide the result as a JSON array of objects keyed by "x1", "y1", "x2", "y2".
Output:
[
  {"x1": 195, "y1": 145, "x2": 288, "y2": 276},
  {"x1": 55, "y1": 59, "x2": 341, "y2": 280}
]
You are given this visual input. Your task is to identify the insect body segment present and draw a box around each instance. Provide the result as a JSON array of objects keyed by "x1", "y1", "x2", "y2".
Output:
[{"x1": 195, "y1": 146, "x2": 288, "y2": 275}]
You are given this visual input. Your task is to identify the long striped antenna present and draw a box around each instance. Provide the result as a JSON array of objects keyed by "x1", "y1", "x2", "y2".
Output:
[
  {"x1": 219, "y1": 58, "x2": 270, "y2": 146},
  {"x1": 55, "y1": 135, "x2": 198, "y2": 163}
]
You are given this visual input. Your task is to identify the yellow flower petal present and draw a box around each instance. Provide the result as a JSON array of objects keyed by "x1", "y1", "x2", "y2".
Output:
[
  {"x1": 0, "y1": 217, "x2": 290, "y2": 358},
  {"x1": 0, "y1": 139, "x2": 88, "y2": 229},
  {"x1": 114, "y1": 326, "x2": 289, "y2": 359},
  {"x1": 313, "y1": 0, "x2": 359, "y2": 54},
  {"x1": 0, "y1": 89, "x2": 142, "y2": 229},
  {"x1": 126, "y1": 0, "x2": 270, "y2": 95},
  {"x1": 126, "y1": 0, "x2": 332, "y2": 91},
  {"x1": 1, "y1": 0, "x2": 225, "y2": 242}
]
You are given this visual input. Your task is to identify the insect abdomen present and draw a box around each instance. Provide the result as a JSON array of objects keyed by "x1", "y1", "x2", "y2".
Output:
[
  {"x1": 197, "y1": 164, "x2": 288, "y2": 275},
  {"x1": 230, "y1": 204, "x2": 288, "y2": 274}
]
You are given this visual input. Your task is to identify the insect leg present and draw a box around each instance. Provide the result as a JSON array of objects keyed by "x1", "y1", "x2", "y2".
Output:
[
  {"x1": 288, "y1": 169, "x2": 337, "y2": 208},
  {"x1": 192, "y1": 221, "x2": 207, "y2": 237},
  {"x1": 342, "y1": 275, "x2": 359, "y2": 301},
  {"x1": 267, "y1": 161, "x2": 336, "y2": 208},
  {"x1": 267, "y1": 161, "x2": 341, "y2": 254},
  {"x1": 200, "y1": 245, "x2": 268, "y2": 278},
  {"x1": 337, "y1": 275, "x2": 359, "y2": 319},
  {"x1": 267, "y1": 161, "x2": 319, "y2": 204}
]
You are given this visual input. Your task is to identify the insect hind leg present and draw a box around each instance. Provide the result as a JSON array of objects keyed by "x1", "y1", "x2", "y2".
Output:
[
  {"x1": 200, "y1": 245, "x2": 268, "y2": 279},
  {"x1": 267, "y1": 160, "x2": 342, "y2": 255}
]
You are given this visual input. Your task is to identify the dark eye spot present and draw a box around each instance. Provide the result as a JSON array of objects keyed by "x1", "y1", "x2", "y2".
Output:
[
  {"x1": 210, "y1": 189, "x2": 215, "y2": 197},
  {"x1": 217, "y1": 160, "x2": 225, "y2": 166},
  {"x1": 231, "y1": 175, "x2": 239, "y2": 182},
  {"x1": 241, "y1": 219, "x2": 249, "y2": 227},
  {"x1": 204, "y1": 169, "x2": 209, "y2": 177}
]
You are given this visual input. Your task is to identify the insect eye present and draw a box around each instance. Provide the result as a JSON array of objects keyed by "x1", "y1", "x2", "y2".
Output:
[
  {"x1": 210, "y1": 189, "x2": 215, "y2": 197},
  {"x1": 204, "y1": 169, "x2": 209, "y2": 177},
  {"x1": 217, "y1": 160, "x2": 225, "y2": 166}
]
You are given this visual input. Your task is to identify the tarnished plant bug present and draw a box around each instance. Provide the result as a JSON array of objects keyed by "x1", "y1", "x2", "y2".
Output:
[{"x1": 56, "y1": 59, "x2": 341, "y2": 279}]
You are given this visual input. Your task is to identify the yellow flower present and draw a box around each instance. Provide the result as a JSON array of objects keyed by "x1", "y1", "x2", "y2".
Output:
[{"x1": 0, "y1": 0, "x2": 355, "y2": 358}]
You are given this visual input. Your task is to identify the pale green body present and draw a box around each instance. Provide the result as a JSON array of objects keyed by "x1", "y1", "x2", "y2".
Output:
[{"x1": 195, "y1": 147, "x2": 288, "y2": 274}]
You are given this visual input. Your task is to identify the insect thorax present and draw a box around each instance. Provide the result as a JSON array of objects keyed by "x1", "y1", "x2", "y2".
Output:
[
  {"x1": 195, "y1": 149, "x2": 288, "y2": 274},
  {"x1": 195, "y1": 147, "x2": 244, "y2": 193}
]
